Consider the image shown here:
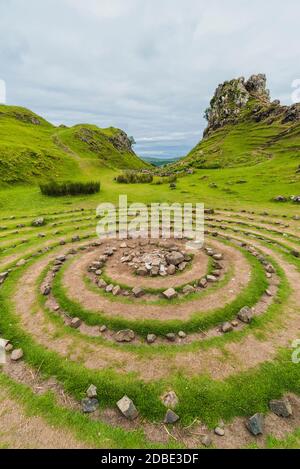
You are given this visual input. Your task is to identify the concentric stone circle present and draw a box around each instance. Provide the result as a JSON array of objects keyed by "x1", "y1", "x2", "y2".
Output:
[{"x1": 0, "y1": 206, "x2": 299, "y2": 448}]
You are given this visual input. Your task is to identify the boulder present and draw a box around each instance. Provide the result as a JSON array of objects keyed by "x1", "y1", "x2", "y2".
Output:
[
  {"x1": 269, "y1": 399, "x2": 292, "y2": 418},
  {"x1": 161, "y1": 391, "x2": 178, "y2": 409},
  {"x1": 214, "y1": 427, "x2": 225, "y2": 436},
  {"x1": 164, "y1": 409, "x2": 180, "y2": 424},
  {"x1": 166, "y1": 252, "x2": 185, "y2": 266},
  {"x1": 132, "y1": 287, "x2": 145, "y2": 298},
  {"x1": 166, "y1": 333, "x2": 176, "y2": 342},
  {"x1": 115, "y1": 330, "x2": 135, "y2": 343},
  {"x1": 182, "y1": 285, "x2": 195, "y2": 294},
  {"x1": 32, "y1": 217, "x2": 45, "y2": 227},
  {"x1": 112, "y1": 285, "x2": 121, "y2": 296},
  {"x1": 178, "y1": 331, "x2": 187, "y2": 339},
  {"x1": 86, "y1": 384, "x2": 97, "y2": 399},
  {"x1": 41, "y1": 284, "x2": 51, "y2": 296},
  {"x1": 201, "y1": 435, "x2": 212, "y2": 447},
  {"x1": 147, "y1": 334, "x2": 157, "y2": 344},
  {"x1": 265, "y1": 264, "x2": 275, "y2": 274},
  {"x1": 246, "y1": 413, "x2": 264, "y2": 435},
  {"x1": 238, "y1": 306, "x2": 253, "y2": 324},
  {"x1": 136, "y1": 267, "x2": 148, "y2": 277},
  {"x1": 198, "y1": 278, "x2": 208, "y2": 288},
  {"x1": 70, "y1": 317, "x2": 82, "y2": 329},
  {"x1": 291, "y1": 250, "x2": 300, "y2": 258},
  {"x1": 81, "y1": 398, "x2": 99, "y2": 413},
  {"x1": 11, "y1": 348, "x2": 24, "y2": 361},
  {"x1": 98, "y1": 279, "x2": 107, "y2": 288},
  {"x1": 117, "y1": 396, "x2": 138, "y2": 420},
  {"x1": 166, "y1": 264, "x2": 176, "y2": 275},
  {"x1": 206, "y1": 275, "x2": 218, "y2": 283},
  {"x1": 162, "y1": 288, "x2": 177, "y2": 300},
  {"x1": 221, "y1": 322, "x2": 233, "y2": 333}
]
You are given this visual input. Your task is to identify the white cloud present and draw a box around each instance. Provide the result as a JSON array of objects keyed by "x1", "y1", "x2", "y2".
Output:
[{"x1": 0, "y1": 0, "x2": 299, "y2": 158}]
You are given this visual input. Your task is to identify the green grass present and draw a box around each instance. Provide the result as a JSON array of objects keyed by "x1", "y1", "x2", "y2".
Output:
[{"x1": 0, "y1": 105, "x2": 148, "y2": 185}]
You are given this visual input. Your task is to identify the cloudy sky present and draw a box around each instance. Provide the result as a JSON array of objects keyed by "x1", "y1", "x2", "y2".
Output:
[{"x1": 0, "y1": 0, "x2": 299, "y2": 160}]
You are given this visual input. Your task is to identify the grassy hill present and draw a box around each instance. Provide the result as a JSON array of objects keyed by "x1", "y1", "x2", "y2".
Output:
[
  {"x1": 0, "y1": 104, "x2": 148, "y2": 184},
  {"x1": 175, "y1": 100, "x2": 300, "y2": 171}
]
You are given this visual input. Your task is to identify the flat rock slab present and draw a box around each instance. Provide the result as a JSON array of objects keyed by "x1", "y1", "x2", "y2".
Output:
[{"x1": 162, "y1": 288, "x2": 177, "y2": 300}]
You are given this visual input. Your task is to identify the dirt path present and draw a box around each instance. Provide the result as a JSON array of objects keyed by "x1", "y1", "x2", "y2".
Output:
[{"x1": 0, "y1": 385, "x2": 89, "y2": 449}]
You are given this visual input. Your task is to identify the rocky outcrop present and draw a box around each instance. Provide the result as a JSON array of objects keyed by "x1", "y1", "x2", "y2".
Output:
[
  {"x1": 76, "y1": 127, "x2": 134, "y2": 154},
  {"x1": 203, "y1": 74, "x2": 300, "y2": 137},
  {"x1": 108, "y1": 130, "x2": 134, "y2": 153}
]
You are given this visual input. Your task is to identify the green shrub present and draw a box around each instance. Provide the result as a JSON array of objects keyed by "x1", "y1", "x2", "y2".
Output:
[
  {"x1": 116, "y1": 171, "x2": 153, "y2": 184},
  {"x1": 40, "y1": 180, "x2": 100, "y2": 196}
]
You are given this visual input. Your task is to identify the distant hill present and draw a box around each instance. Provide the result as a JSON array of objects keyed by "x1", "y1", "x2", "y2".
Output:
[
  {"x1": 141, "y1": 155, "x2": 183, "y2": 167},
  {"x1": 0, "y1": 104, "x2": 149, "y2": 184}
]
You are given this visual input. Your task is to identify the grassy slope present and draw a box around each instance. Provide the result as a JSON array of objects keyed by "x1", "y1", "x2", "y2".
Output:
[{"x1": 0, "y1": 104, "x2": 148, "y2": 184}]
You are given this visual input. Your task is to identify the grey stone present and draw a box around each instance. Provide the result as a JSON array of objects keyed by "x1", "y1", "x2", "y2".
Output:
[
  {"x1": 164, "y1": 409, "x2": 180, "y2": 424},
  {"x1": 221, "y1": 322, "x2": 233, "y2": 333},
  {"x1": 178, "y1": 331, "x2": 187, "y2": 338},
  {"x1": 182, "y1": 285, "x2": 195, "y2": 294},
  {"x1": 269, "y1": 399, "x2": 292, "y2": 418},
  {"x1": 11, "y1": 348, "x2": 24, "y2": 361},
  {"x1": 265, "y1": 264, "x2": 275, "y2": 274},
  {"x1": 213, "y1": 253, "x2": 223, "y2": 261},
  {"x1": 201, "y1": 435, "x2": 212, "y2": 447},
  {"x1": 81, "y1": 397, "x2": 99, "y2": 413},
  {"x1": 87, "y1": 384, "x2": 97, "y2": 398},
  {"x1": 198, "y1": 278, "x2": 208, "y2": 288},
  {"x1": 214, "y1": 427, "x2": 225, "y2": 436},
  {"x1": 70, "y1": 317, "x2": 82, "y2": 329},
  {"x1": 166, "y1": 251, "x2": 185, "y2": 266},
  {"x1": 238, "y1": 306, "x2": 253, "y2": 324},
  {"x1": 41, "y1": 284, "x2": 51, "y2": 296},
  {"x1": 99, "y1": 325, "x2": 107, "y2": 333},
  {"x1": 136, "y1": 267, "x2": 148, "y2": 277},
  {"x1": 162, "y1": 288, "x2": 177, "y2": 300},
  {"x1": 291, "y1": 250, "x2": 300, "y2": 258},
  {"x1": 166, "y1": 333, "x2": 176, "y2": 342},
  {"x1": 98, "y1": 279, "x2": 107, "y2": 288},
  {"x1": 105, "y1": 284, "x2": 114, "y2": 293},
  {"x1": 132, "y1": 287, "x2": 145, "y2": 298},
  {"x1": 150, "y1": 266, "x2": 159, "y2": 277},
  {"x1": 166, "y1": 265, "x2": 176, "y2": 275},
  {"x1": 117, "y1": 396, "x2": 138, "y2": 420},
  {"x1": 147, "y1": 334, "x2": 157, "y2": 344},
  {"x1": 112, "y1": 285, "x2": 121, "y2": 296},
  {"x1": 32, "y1": 217, "x2": 45, "y2": 227},
  {"x1": 115, "y1": 329, "x2": 135, "y2": 343},
  {"x1": 161, "y1": 390, "x2": 178, "y2": 409},
  {"x1": 246, "y1": 413, "x2": 264, "y2": 435},
  {"x1": 178, "y1": 262, "x2": 187, "y2": 271},
  {"x1": 207, "y1": 275, "x2": 218, "y2": 283}
]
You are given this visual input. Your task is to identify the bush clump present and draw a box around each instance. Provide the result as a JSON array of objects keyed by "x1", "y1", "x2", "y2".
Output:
[
  {"x1": 40, "y1": 180, "x2": 100, "y2": 196},
  {"x1": 116, "y1": 171, "x2": 153, "y2": 184}
]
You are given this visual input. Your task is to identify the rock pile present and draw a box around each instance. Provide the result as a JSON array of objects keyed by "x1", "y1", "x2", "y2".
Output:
[{"x1": 121, "y1": 245, "x2": 191, "y2": 277}]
